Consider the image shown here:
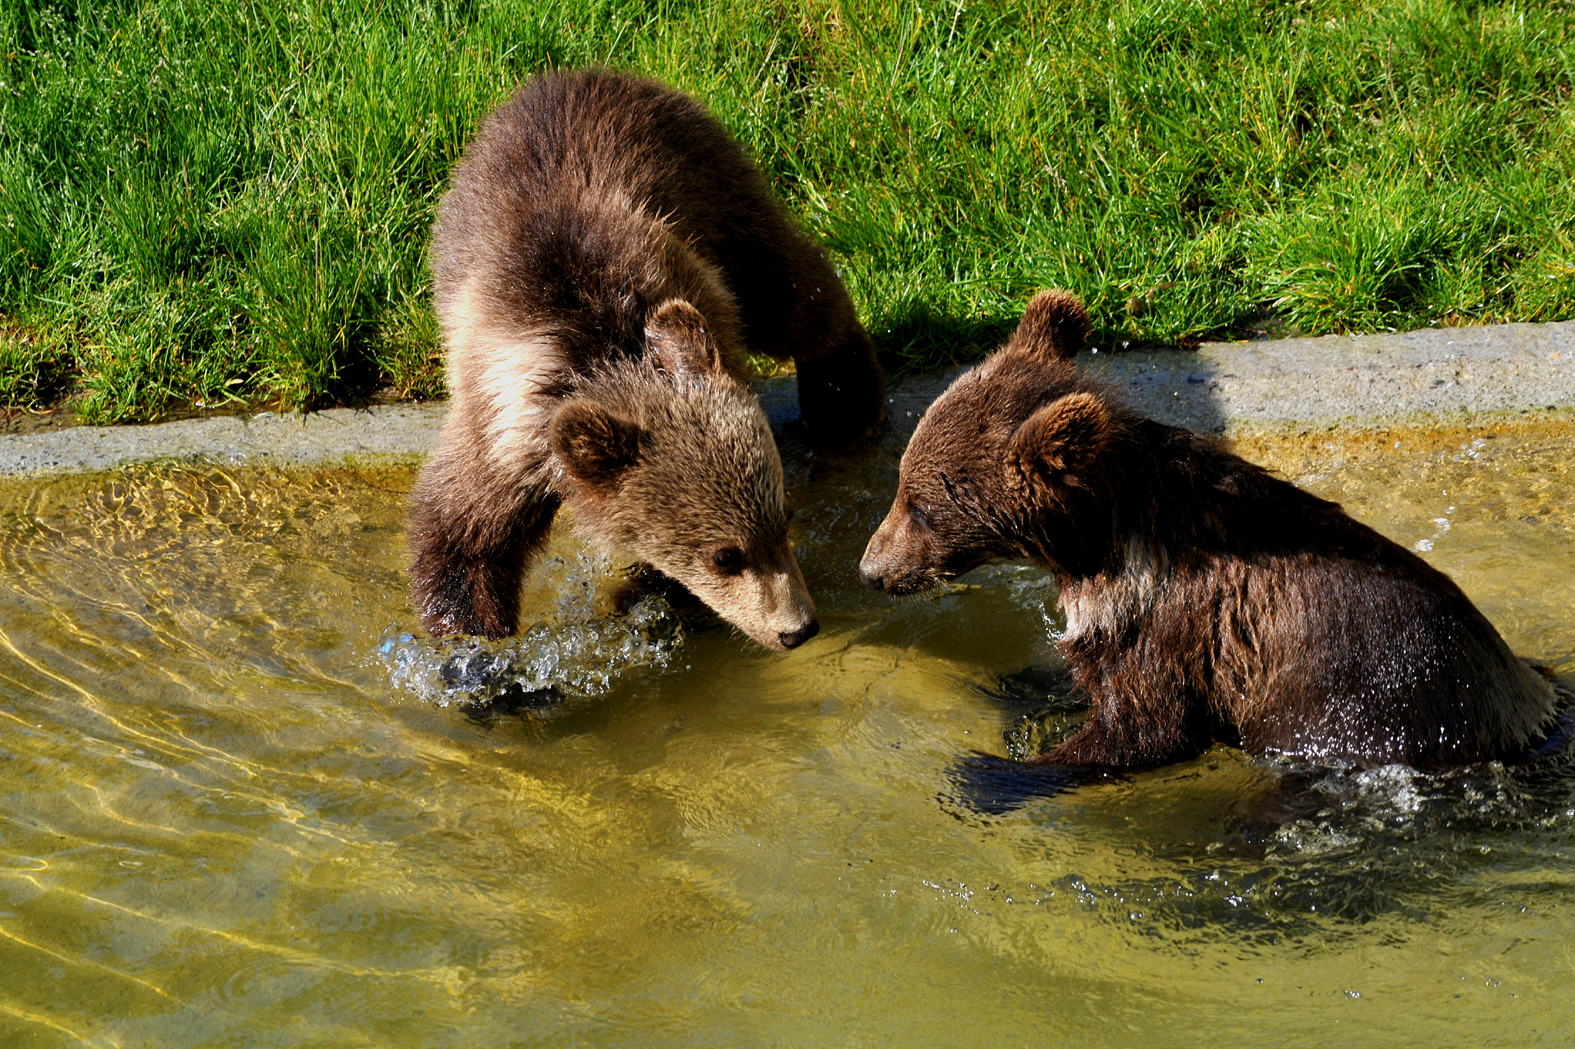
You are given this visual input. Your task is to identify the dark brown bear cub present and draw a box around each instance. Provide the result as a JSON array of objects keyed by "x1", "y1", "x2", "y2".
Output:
[
  {"x1": 860, "y1": 290, "x2": 1556, "y2": 770},
  {"x1": 410, "y1": 70, "x2": 884, "y2": 650}
]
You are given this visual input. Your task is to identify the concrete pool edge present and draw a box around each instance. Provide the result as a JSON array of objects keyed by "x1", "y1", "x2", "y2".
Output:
[{"x1": 2, "y1": 319, "x2": 1572, "y2": 477}]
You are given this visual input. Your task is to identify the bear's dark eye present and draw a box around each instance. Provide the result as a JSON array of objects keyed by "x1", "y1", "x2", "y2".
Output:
[
  {"x1": 712, "y1": 546, "x2": 745, "y2": 575},
  {"x1": 908, "y1": 501, "x2": 934, "y2": 532}
]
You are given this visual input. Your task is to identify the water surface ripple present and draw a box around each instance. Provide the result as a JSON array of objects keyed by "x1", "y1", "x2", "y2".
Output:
[{"x1": 0, "y1": 421, "x2": 1572, "y2": 1047}]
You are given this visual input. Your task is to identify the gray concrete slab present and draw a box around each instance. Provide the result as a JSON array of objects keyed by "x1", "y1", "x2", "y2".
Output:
[
  {"x1": 1086, "y1": 319, "x2": 1575, "y2": 435},
  {"x1": 0, "y1": 403, "x2": 448, "y2": 477},
  {"x1": 2, "y1": 320, "x2": 1573, "y2": 477}
]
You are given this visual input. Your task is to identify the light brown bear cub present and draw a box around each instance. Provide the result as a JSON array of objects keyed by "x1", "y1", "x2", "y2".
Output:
[
  {"x1": 860, "y1": 290, "x2": 1557, "y2": 770},
  {"x1": 411, "y1": 70, "x2": 883, "y2": 651}
]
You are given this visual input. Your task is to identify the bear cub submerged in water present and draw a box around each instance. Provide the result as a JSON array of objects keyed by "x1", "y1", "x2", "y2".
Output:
[
  {"x1": 860, "y1": 290, "x2": 1557, "y2": 770},
  {"x1": 410, "y1": 71, "x2": 883, "y2": 651}
]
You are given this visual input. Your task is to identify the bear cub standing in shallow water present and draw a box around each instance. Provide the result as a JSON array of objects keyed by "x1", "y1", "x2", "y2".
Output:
[
  {"x1": 410, "y1": 70, "x2": 883, "y2": 651},
  {"x1": 860, "y1": 290, "x2": 1557, "y2": 770}
]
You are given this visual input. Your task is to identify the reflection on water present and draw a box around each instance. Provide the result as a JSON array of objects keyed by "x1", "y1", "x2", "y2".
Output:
[{"x1": 0, "y1": 417, "x2": 1572, "y2": 1047}]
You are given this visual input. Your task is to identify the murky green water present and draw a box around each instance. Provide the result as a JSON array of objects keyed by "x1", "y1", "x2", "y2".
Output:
[{"x1": 1, "y1": 418, "x2": 1572, "y2": 1048}]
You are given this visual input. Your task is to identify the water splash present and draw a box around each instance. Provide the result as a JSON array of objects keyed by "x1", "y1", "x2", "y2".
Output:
[{"x1": 372, "y1": 551, "x2": 683, "y2": 711}]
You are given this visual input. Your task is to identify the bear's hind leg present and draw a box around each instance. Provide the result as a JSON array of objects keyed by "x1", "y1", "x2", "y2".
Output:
[{"x1": 793, "y1": 326, "x2": 884, "y2": 446}]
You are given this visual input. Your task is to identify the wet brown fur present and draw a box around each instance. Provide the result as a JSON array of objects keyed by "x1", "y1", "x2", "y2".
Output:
[
  {"x1": 411, "y1": 70, "x2": 878, "y2": 647},
  {"x1": 861, "y1": 290, "x2": 1557, "y2": 770}
]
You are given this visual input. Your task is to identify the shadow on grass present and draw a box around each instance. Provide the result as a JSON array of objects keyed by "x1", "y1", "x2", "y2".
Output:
[
  {"x1": 869, "y1": 298, "x2": 1275, "y2": 378},
  {"x1": 869, "y1": 301, "x2": 1018, "y2": 375}
]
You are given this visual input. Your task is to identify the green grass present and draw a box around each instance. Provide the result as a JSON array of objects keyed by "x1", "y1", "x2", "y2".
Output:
[{"x1": 2, "y1": 0, "x2": 1573, "y2": 422}]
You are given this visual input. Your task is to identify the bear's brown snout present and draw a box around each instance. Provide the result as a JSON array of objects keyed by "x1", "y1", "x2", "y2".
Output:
[
  {"x1": 857, "y1": 527, "x2": 892, "y2": 591},
  {"x1": 859, "y1": 510, "x2": 932, "y2": 595},
  {"x1": 779, "y1": 619, "x2": 819, "y2": 649},
  {"x1": 673, "y1": 554, "x2": 818, "y2": 653},
  {"x1": 751, "y1": 568, "x2": 818, "y2": 651}
]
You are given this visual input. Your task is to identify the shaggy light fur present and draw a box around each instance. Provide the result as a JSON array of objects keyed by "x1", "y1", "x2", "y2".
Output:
[{"x1": 411, "y1": 71, "x2": 878, "y2": 648}]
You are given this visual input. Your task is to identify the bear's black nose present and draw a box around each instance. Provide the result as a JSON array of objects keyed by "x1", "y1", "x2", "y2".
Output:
[
  {"x1": 858, "y1": 565, "x2": 884, "y2": 591},
  {"x1": 779, "y1": 619, "x2": 820, "y2": 649}
]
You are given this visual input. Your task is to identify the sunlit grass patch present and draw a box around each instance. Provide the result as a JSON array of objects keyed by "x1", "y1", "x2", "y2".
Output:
[{"x1": 2, "y1": 0, "x2": 1572, "y2": 420}]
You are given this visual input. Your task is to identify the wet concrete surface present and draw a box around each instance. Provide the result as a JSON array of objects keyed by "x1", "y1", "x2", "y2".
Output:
[
  {"x1": 2, "y1": 320, "x2": 1572, "y2": 476},
  {"x1": 0, "y1": 402, "x2": 446, "y2": 477}
]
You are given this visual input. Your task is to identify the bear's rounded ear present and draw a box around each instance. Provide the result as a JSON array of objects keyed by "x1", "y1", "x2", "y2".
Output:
[
  {"x1": 1009, "y1": 391, "x2": 1110, "y2": 488},
  {"x1": 549, "y1": 401, "x2": 641, "y2": 488},
  {"x1": 646, "y1": 299, "x2": 724, "y2": 379},
  {"x1": 1006, "y1": 289, "x2": 1089, "y2": 361}
]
